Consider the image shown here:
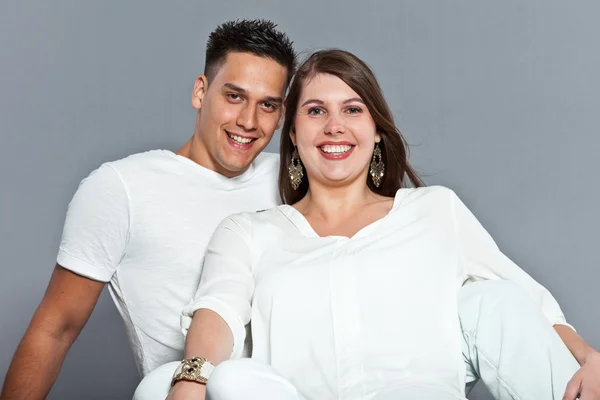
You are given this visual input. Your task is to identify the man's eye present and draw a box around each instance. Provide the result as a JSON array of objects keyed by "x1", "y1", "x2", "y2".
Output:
[
  {"x1": 227, "y1": 93, "x2": 242, "y2": 100},
  {"x1": 263, "y1": 102, "x2": 276, "y2": 110},
  {"x1": 308, "y1": 108, "x2": 324, "y2": 115}
]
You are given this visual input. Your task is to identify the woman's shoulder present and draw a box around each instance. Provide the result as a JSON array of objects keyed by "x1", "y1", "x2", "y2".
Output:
[
  {"x1": 219, "y1": 207, "x2": 292, "y2": 238},
  {"x1": 387, "y1": 186, "x2": 462, "y2": 228},
  {"x1": 394, "y1": 185, "x2": 457, "y2": 207}
]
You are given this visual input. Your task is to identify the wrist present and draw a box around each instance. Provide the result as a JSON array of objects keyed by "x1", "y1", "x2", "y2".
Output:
[
  {"x1": 170, "y1": 380, "x2": 206, "y2": 397},
  {"x1": 171, "y1": 357, "x2": 215, "y2": 387},
  {"x1": 172, "y1": 380, "x2": 206, "y2": 391},
  {"x1": 583, "y1": 347, "x2": 600, "y2": 364}
]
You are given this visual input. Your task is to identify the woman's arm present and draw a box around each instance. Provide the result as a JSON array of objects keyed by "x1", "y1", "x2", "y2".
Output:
[
  {"x1": 184, "y1": 309, "x2": 234, "y2": 361},
  {"x1": 451, "y1": 190, "x2": 571, "y2": 327},
  {"x1": 556, "y1": 325, "x2": 600, "y2": 400},
  {"x1": 450, "y1": 189, "x2": 600, "y2": 399},
  {"x1": 168, "y1": 309, "x2": 233, "y2": 399},
  {"x1": 170, "y1": 214, "x2": 256, "y2": 399},
  {"x1": 554, "y1": 325, "x2": 596, "y2": 366}
]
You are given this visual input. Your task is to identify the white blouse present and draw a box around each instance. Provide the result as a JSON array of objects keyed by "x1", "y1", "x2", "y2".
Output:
[{"x1": 182, "y1": 186, "x2": 569, "y2": 400}]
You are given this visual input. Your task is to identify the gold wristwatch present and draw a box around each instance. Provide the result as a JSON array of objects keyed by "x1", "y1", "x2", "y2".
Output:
[{"x1": 171, "y1": 357, "x2": 215, "y2": 387}]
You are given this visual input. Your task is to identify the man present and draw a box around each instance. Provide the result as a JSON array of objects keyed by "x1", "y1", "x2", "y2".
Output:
[{"x1": 1, "y1": 19, "x2": 297, "y2": 399}]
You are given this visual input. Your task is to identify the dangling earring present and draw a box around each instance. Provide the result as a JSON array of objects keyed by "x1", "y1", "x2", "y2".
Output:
[
  {"x1": 288, "y1": 147, "x2": 304, "y2": 190},
  {"x1": 370, "y1": 142, "x2": 385, "y2": 187}
]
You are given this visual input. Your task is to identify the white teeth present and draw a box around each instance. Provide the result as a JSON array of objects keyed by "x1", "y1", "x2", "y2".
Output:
[
  {"x1": 320, "y1": 144, "x2": 352, "y2": 154},
  {"x1": 228, "y1": 133, "x2": 253, "y2": 144}
]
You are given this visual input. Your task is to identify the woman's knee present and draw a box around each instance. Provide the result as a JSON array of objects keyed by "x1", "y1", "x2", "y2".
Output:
[
  {"x1": 457, "y1": 279, "x2": 555, "y2": 341},
  {"x1": 459, "y1": 280, "x2": 536, "y2": 316},
  {"x1": 207, "y1": 359, "x2": 302, "y2": 400},
  {"x1": 133, "y1": 361, "x2": 180, "y2": 400},
  {"x1": 206, "y1": 359, "x2": 258, "y2": 396},
  {"x1": 133, "y1": 359, "x2": 256, "y2": 400}
]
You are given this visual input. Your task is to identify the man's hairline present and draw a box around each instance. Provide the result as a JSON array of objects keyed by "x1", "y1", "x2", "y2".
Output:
[{"x1": 205, "y1": 50, "x2": 291, "y2": 88}]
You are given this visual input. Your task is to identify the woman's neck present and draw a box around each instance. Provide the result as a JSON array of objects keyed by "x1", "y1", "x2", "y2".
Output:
[
  {"x1": 293, "y1": 178, "x2": 395, "y2": 238},
  {"x1": 296, "y1": 179, "x2": 381, "y2": 222}
]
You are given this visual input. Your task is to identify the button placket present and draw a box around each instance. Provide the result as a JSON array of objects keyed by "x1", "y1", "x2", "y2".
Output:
[{"x1": 329, "y1": 238, "x2": 364, "y2": 399}]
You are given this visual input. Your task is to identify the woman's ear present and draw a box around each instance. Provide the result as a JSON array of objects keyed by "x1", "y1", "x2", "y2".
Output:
[
  {"x1": 289, "y1": 127, "x2": 296, "y2": 146},
  {"x1": 375, "y1": 131, "x2": 382, "y2": 144}
]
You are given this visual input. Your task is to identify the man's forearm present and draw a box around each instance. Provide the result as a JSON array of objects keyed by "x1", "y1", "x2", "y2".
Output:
[
  {"x1": 2, "y1": 266, "x2": 103, "y2": 400},
  {"x1": 1, "y1": 330, "x2": 72, "y2": 400},
  {"x1": 554, "y1": 324, "x2": 597, "y2": 365}
]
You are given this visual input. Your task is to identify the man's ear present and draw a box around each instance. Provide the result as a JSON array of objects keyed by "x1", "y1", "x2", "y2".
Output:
[{"x1": 191, "y1": 75, "x2": 208, "y2": 110}]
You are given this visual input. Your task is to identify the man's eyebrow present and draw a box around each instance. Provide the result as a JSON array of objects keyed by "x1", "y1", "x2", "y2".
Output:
[
  {"x1": 223, "y1": 83, "x2": 247, "y2": 93},
  {"x1": 264, "y1": 95, "x2": 283, "y2": 104},
  {"x1": 223, "y1": 83, "x2": 282, "y2": 104}
]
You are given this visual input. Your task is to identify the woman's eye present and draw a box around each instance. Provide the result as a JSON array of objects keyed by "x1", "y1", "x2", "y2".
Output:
[
  {"x1": 346, "y1": 107, "x2": 362, "y2": 114},
  {"x1": 307, "y1": 108, "x2": 325, "y2": 115}
]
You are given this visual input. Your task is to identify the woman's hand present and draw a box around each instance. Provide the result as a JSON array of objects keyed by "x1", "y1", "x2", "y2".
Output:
[
  {"x1": 564, "y1": 350, "x2": 600, "y2": 400},
  {"x1": 166, "y1": 381, "x2": 206, "y2": 400}
]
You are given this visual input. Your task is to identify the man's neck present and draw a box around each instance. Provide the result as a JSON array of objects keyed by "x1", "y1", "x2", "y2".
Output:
[{"x1": 175, "y1": 139, "x2": 194, "y2": 159}]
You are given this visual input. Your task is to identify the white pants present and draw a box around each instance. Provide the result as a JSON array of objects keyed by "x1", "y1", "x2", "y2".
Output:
[{"x1": 133, "y1": 281, "x2": 579, "y2": 400}]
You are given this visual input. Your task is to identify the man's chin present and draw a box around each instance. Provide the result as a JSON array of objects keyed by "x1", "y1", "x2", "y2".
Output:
[
  {"x1": 216, "y1": 141, "x2": 266, "y2": 175},
  {"x1": 219, "y1": 155, "x2": 255, "y2": 176}
]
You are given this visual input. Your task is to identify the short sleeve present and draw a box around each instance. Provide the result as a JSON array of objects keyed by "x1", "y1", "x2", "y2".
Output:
[
  {"x1": 451, "y1": 191, "x2": 572, "y2": 329},
  {"x1": 181, "y1": 214, "x2": 255, "y2": 359},
  {"x1": 57, "y1": 164, "x2": 130, "y2": 282}
]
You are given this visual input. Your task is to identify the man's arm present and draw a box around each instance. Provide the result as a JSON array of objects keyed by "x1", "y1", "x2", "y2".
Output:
[{"x1": 1, "y1": 265, "x2": 105, "y2": 400}]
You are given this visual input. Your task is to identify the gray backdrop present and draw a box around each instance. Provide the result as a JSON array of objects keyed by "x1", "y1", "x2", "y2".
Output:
[{"x1": 1, "y1": 1, "x2": 598, "y2": 399}]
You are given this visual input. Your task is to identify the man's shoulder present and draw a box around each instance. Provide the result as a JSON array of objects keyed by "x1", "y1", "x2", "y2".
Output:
[
  {"x1": 98, "y1": 150, "x2": 188, "y2": 186},
  {"x1": 72, "y1": 150, "x2": 178, "y2": 197},
  {"x1": 104, "y1": 149, "x2": 173, "y2": 171}
]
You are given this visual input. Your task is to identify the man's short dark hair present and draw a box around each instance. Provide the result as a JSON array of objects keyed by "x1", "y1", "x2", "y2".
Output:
[{"x1": 205, "y1": 19, "x2": 297, "y2": 86}]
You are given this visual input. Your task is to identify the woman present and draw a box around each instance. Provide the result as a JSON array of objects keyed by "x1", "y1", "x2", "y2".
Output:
[{"x1": 139, "y1": 50, "x2": 593, "y2": 399}]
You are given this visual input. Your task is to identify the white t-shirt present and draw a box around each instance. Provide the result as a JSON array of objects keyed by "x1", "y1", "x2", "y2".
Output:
[
  {"x1": 57, "y1": 150, "x2": 280, "y2": 375},
  {"x1": 183, "y1": 186, "x2": 568, "y2": 400}
]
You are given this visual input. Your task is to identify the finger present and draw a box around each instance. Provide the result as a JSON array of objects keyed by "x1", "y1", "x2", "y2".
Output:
[{"x1": 563, "y1": 375, "x2": 583, "y2": 400}]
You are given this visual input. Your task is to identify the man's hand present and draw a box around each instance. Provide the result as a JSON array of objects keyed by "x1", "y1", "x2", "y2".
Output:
[
  {"x1": 564, "y1": 350, "x2": 600, "y2": 400},
  {"x1": 166, "y1": 381, "x2": 206, "y2": 400}
]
